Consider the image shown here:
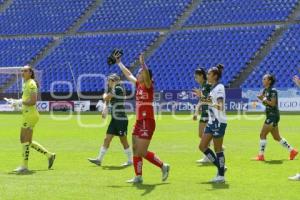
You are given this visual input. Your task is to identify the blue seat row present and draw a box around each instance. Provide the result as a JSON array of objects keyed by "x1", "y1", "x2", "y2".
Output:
[
  {"x1": 0, "y1": 0, "x2": 93, "y2": 35},
  {"x1": 143, "y1": 26, "x2": 275, "y2": 90},
  {"x1": 79, "y1": 0, "x2": 192, "y2": 32},
  {"x1": 242, "y1": 24, "x2": 300, "y2": 88},
  {"x1": 185, "y1": 0, "x2": 298, "y2": 26}
]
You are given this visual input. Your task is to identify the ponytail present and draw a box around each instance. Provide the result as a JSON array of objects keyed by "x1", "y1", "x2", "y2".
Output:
[{"x1": 209, "y1": 64, "x2": 224, "y2": 81}]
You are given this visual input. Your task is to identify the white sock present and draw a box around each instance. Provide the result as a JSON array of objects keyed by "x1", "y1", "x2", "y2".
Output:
[
  {"x1": 97, "y1": 146, "x2": 107, "y2": 161},
  {"x1": 259, "y1": 139, "x2": 267, "y2": 155},
  {"x1": 279, "y1": 138, "x2": 293, "y2": 152},
  {"x1": 124, "y1": 147, "x2": 132, "y2": 162}
]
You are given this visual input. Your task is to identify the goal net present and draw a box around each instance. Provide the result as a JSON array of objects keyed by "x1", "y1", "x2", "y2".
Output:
[{"x1": 0, "y1": 67, "x2": 42, "y2": 110}]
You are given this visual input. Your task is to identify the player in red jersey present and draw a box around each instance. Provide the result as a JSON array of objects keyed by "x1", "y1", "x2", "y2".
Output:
[{"x1": 114, "y1": 52, "x2": 170, "y2": 184}]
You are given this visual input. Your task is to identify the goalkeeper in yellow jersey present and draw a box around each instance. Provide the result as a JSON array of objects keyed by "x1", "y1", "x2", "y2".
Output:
[{"x1": 4, "y1": 65, "x2": 56, "y2": 173}]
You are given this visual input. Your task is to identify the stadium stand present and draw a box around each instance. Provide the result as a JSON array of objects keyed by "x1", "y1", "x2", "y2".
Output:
[
  {"x1": 0, "y1": 37, "x2": 52, "y2": 93},
  {"x1": 242, "y1": 24, "x2": 300, "y2": 88},
  {"x1": 79, "y1": 0, "x2": 192, "y2": 32},
  {"x1": 0, "y1": 1, "x2": 299, "y2": 93},
  {"x1": 185, "y1": 0, "x2": 298, "y2": 26},
  {"x1": 0, "y1": 37, "x2": 53, "y2": 66},
  {"x1": 35, "y1": 32, "x2": 159, "y2": 93},
  {"x1": 145, "y1": 26, "x2": 275, "y2": 90},
  {"x1": 0, "y1": 0, "x2": 93, "y2": 35}
]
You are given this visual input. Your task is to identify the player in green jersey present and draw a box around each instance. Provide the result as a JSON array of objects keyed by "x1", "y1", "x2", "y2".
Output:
[
  {"x1": 254, "y1": 74, "x2": 298, "y2": 161},
  {"x1": 88, "y1": 74, "x2": 132, "y2": 167},
  {"x1": 193, "y1": 68, "x2": 211, "y2": 163}
]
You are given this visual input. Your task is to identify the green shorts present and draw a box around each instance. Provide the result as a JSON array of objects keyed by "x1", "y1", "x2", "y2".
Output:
[
  {"x1": 199, "y1": 112, "x2": 209, "y2": 123},
  {"x1": 265, "y1": 115, "x2": 280, "y2": 127},
  {"x1": 106, "y1": 118, "x2": 128, "y2": 137}
]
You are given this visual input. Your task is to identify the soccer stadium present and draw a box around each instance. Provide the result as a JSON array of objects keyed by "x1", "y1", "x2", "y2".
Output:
[{"x1": 0, "y1": 0, "x2": 300, "y2": 199}]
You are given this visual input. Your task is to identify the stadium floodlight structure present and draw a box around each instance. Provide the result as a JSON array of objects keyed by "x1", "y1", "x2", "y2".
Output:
[{"x1": 0, "y1": 67, "x2": 42, "y2": 100}]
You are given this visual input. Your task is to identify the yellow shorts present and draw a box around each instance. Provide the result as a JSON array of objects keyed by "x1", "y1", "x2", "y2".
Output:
[{"x1": 22, "y1": 110, "x2": 39, "y2": 129}]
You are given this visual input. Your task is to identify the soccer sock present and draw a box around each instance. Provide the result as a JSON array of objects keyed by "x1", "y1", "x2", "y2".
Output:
[
  {"x1": 97, "y1": 146, "x2": 107, "y2": 161},
  {"x1": 124, "y1": 147, "x2": 132, "y2": 162},
  {"x1": 22, "y1": 142, "x2": 30, "y2": 168},
  {"x1": 259, "y1": 139, "x2": 267, "y2": 155},
  {"x1": 144, "y1": 151, "x2": 163, "y2": 168},
  {"x1": 279, "y1": 138, "x2": 293, "y2": 152},
  {"x1": 30, "y1": 141, "x2": 52, "y2": 158},
  {"x1": 203, "y1": 148, "x2": 219, "y2": 168},
  {"x1": 133, "y1": 156, "x2": 143, "y2": 176},
  {"x1": 216, "y1": 151, "x2": 225, "y2": 176}
]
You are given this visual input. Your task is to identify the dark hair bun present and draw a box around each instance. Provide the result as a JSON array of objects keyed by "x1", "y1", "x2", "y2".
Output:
[{"x1": 216, "y1": 64, "x2": 224, "y2": 72}]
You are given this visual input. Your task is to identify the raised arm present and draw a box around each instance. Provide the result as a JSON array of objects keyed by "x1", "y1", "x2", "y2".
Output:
[
  {"x1": 139, "y1": 54, "x2": 151, "y2": 89},
  {"x1": 114, "y1": 52, "x2": 137, "y2": 83}
]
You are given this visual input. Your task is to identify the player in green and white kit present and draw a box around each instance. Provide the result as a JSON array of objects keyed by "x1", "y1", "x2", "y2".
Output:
[
  {"x1": 88, "y1": 74, "x2": 132, "y2": 166},
  {"x1": 254, "y1": 74, "x2": 298, "y2": 161},
  {"x1": 193, "y1": 68, "x2": 211, "y2": 163}
]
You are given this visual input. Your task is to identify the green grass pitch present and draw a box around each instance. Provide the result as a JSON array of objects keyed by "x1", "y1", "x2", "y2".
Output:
[{"x1": 0, "y1": 113, "x2": 299, "y2": 200}]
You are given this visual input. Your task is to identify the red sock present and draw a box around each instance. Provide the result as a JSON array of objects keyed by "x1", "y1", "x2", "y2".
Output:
[
  {"x1": 144, "y1": 151, "x2": 163, "y2": 168},
  {"x1": 133, "y1": 156, "x2": 143, "y2": 176}
]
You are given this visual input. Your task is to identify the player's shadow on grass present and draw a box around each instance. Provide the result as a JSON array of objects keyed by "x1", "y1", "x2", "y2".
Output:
[
  {"x1": 264, "y1": 159, "x2": 287, "y2": 165},
  {"x1": 101, "y1": 165, "x2": 129, "y2": 170},
  {"x1": 135, "y1": 183, "x2": 170, "y2": 196},
  {"x1": 200, "y1": 181, "x2": 230, "y2": 190},
  {"x1": 107, "y1": 183, "x2": 170, "y2": 196},
  {"x1": 7, "y1": 169, "x2": 50, "y2": 176}
]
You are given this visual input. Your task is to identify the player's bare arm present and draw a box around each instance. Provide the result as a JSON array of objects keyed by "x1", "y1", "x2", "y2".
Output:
[
  {"x1": 139, "y1": 53, "x2": 151, "y2": 89},
  {"x1": 114, "y1": 52, "x2": 137, "y2": 83},
  {"x1": 193, "y1": 100, "x2": 201, "y2": 121}
]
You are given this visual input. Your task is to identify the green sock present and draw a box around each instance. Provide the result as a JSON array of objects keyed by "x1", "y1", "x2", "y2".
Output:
[{"x1": 30, "y1": 141, "x2": 52, "y2": 158}]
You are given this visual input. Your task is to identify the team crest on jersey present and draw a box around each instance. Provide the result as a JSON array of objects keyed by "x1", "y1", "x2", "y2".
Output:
[{"x1": 141, "y1": 130, "x2": 149, "y2": 137}]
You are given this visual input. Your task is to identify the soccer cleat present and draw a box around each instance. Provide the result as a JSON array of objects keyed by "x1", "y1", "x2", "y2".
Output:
[
  {"x1": 48, "y1": 153, "x2": 56, "y2": 169},
  {"x1": 161, "y1": 163, "x2": 170, "y2": 182},
  {"x1": 121, "y1": 161, "x2": 133, "y2": 167},
  {"x1": 196, "y1": 156, "x2": 211, "y2": 164},
  {"x1": 126, "y1": 176, "x2": 143, "y2": 184},
  {"x1": 289, "y1": 149, "x2": 298, "y2": 160},
  {"x1": 88, "y1": 158, "x2": 101, "y2": 166},
  {"x1": 211, "y1": 175, "x2": 225, "y2": 183},
  {"x1": 253, "y1": 154, "x2": 265, "y2": 161},
  {"x1": 288, "y1": 173, "x2": 300, "y2": 181},
  {"x1": 13, "y1": 166, "x2": 29, "y2": 174}
]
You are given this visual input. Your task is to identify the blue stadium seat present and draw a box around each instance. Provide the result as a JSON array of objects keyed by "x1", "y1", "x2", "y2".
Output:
[
  {"x1": 242, "y1": 24, "x2": 300, "y2": 89},
  {"x1": 0, "y1": 0, "x2": 93, "y2": 35},
  {"x1": 185, "y1": 0, "x2": 298, "y2": 26},
  {"x1": 79, "y1": 0, "x2": 192, "y2": 32},
  {"x1": 35, "y1": 32, "x2": 159, "y2": 93},
  {"x1": 143, "y1": 26, "x2": 275, "y2": 90}
]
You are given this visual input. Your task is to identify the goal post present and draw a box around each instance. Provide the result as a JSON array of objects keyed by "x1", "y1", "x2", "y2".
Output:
[{"x1": 0, "y1": 67, "x2": 42, "y2": 101}]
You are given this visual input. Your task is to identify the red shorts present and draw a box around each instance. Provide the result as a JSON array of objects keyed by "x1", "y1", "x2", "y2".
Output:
[{"x1": 133, "y1": 118, "x2": 156, "y2": 140}]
